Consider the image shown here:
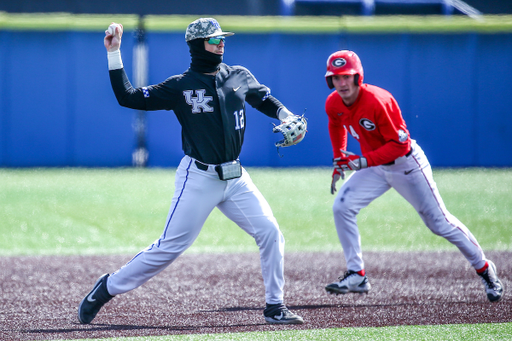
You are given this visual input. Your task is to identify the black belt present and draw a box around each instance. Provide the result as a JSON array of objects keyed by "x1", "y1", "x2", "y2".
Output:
[
  {"x1": 195, "y1": 160, "x2": 209, "y2": 171},
  {"x1": 383, "y1": 149, "x2": 412, "y2": 166}
]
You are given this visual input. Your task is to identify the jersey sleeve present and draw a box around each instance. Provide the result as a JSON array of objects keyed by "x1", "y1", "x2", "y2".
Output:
[
  {"x1": 325, "y1": 95, "x2": 348, "y2": 159},
  {"x1": 109, "y1": 68, "x2": 177, "y2": 111},
  {"x1": 109, "y1": 69, "x2": 146, "y2": 109},
  {"x1": 363, "y1": 96, "x2": 410, "y2": 166},
  {"x1": 254, "y1": 96, "x2": 283, "y2": 119},
  {"x1": 242, "y1": 68, "x2": 273, "y2": 109}
]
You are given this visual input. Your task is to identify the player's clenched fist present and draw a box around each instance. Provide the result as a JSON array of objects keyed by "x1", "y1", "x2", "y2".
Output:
[{"x1": 104, "y1": 22, "x2": 123, "y2": 52}]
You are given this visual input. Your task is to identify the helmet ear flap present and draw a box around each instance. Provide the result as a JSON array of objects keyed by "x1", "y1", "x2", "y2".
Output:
[
  {"x1": 326, "y1": 76, "x2": 334, "y2": 89},
  {"x1": 354, "y1": 74, "x2": 360, "y2": 86}
]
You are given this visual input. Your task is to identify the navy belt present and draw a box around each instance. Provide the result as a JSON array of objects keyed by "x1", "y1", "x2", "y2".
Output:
[
  {"x1": 195, "y1": 161, "x2": 209, "y2": 171},
  {"x1": 383, "y1": 149, "x2": 412, "y2": 166}
]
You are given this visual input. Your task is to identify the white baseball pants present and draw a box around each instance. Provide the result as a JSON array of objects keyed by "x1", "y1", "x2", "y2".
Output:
[
  {"x1": 333, "y1": 141, "x2": 486, "y2": 272},
  {"x1": 107, "y1": 155, "x2": 285, "y2": 304}
]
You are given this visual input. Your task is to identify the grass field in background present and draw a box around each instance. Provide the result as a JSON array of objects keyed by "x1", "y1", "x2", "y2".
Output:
[
  {"x1": 1, "y1": 167, "x2": 511, "y2": 256},
  {"x1": 59, "y1": 322, "x2": 512, "y2": 340},
  {"x1": 2, "y1": 13, "x2": 512, "y2": 34}
]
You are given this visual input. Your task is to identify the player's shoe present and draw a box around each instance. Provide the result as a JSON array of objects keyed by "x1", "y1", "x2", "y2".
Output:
[
  {"x1": 263, "y1": 303, "x2": 303, "y2": 324},
  {"x1": 325, "y1": 270, "x2": 371, "y2": 295},
  {"x1": 78, "y1": 273, "x2": 114, "y2": 324},
  {"x1": 477, "y1": 260, "x2": 504, "y2": 303}
]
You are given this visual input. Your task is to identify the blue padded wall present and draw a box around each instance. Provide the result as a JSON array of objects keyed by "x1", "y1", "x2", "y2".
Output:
[{"x1": 0, "y1": 30, "x2": 511, "y2": 167}]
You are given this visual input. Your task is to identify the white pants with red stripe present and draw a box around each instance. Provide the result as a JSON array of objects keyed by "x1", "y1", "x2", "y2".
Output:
[
  {"x1": 333, "y1": 140, "x2": 486, "y2": 272},
  {"x1": 107, "y1": 155, "x2": 285, "y2": 304}
]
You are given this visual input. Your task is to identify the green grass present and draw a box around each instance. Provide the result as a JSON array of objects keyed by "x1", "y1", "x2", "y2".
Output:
[
  {"x1": 59, "y1": 323, "x2": 512, "y2": 340},
  {"x1": 2, "y1": 12, "x2": 512, "y2": 33},
  {"x1": 1, "y1": 167, "x2": 511, "y2": 256}
]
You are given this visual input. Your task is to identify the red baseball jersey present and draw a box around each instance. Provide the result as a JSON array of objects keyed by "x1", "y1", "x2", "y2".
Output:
[{"x1": 325, "y1": 83, "x2": 411, "y2": 167}]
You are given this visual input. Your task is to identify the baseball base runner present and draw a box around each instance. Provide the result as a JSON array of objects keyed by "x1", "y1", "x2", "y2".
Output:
[{"x1": 323, "y1": 50, "x2": 504, "y2": 303}]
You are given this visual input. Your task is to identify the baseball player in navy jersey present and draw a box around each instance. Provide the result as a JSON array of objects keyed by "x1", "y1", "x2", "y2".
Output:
[
  {"x1": 77, "y1": 18, "x2": 304, "y2": 325},
  {"x1": 323, "y1": 50, "x2": 504, "y2": 303}
]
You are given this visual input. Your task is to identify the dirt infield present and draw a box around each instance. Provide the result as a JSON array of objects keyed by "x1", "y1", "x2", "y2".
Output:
[{"x1": 1, "y1": 251, "x2": 510, "y2": 340}]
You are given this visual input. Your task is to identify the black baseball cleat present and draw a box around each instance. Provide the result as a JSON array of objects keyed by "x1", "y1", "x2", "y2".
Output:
[
  {"x1": 477, "y1": 260, "x2": 504, "y2": 303},
  {"x1": 263, "y1": 303, "x2": 303, "y2": 324},
  {"x1": 78, "y1": 273, "x2": 114, "y2": 324}
]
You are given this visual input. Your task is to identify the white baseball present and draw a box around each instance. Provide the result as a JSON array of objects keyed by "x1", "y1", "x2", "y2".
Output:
[{"x1": 107, "y1": 24, "x2": 118, "y2": 35}]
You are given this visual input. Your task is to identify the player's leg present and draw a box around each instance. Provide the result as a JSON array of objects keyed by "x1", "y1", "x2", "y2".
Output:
[
  {"x1": 390, "y1": 144, "x2": 486, "y2": 267},
  {"x1": 333, "y1": 167, "x2": 390, "y2": 272},
  {"x1": 389, "y1": 143, "x2": 504, "y2": 302},
  {"x1": 107, "y1": 156, "x2": 224, "y2": 294},
  {"x1": 327, "y1": 167, "x2": 390, "y2": 295},
  {"x1": 216, "y1": 168, "x2": 303, "y2": 324},
  {"x1": 78, "y1": 156, "x2": 224, "y2": 323}
]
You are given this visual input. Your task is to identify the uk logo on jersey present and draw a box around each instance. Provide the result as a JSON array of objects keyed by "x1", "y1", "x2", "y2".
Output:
[
  {"x1": 359, "y1": 118, "x2": 376, "y2": 131},
  {"x1": 183, "y1": 90, "x2": 214, "y2": 113}
]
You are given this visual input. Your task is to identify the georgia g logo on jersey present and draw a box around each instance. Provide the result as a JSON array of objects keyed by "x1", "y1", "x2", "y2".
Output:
[
  {"x1": 183, "y1": 89, "x2": 214, "y2": 114},
  {"x1": 359, "y1": 118, "x2": 376, "y2": 131}
]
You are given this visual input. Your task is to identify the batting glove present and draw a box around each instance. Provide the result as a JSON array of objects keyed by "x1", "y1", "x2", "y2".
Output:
[
  {"x1": 333, "y1": 150, "x2": 368, "y2": 171},
  {"x1": 330, "y1": 168, "x2": 344, "y2": 195}
]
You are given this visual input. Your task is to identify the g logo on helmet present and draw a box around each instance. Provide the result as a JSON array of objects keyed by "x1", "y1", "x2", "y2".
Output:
[{"x1": 332, "y1": 58, "x2": 346, "y2": 68}]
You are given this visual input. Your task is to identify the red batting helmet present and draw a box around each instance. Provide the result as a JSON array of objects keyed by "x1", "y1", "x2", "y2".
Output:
[{"x1": 325, "y1": 50, "x2": 364, "y2": 89}]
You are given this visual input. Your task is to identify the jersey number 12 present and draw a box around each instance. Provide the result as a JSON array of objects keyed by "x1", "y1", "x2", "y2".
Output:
[{"x1": 234, "y1": 110, "x2": 245, "y2": 130}]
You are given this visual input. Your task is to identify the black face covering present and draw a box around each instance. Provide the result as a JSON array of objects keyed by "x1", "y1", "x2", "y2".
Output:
[{"x1": 188, "y1": 38, "x2": 223, "y2": 74}]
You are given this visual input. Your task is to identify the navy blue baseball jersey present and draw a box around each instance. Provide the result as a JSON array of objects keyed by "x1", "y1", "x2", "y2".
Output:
[{"x1": 110, "y1": 63, "x2": 279, "y2": 164}]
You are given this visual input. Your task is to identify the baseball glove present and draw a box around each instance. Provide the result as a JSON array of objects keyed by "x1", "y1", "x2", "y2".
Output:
[{"x1": 273, "y1": 115, "x2": 307, "y2": 148}]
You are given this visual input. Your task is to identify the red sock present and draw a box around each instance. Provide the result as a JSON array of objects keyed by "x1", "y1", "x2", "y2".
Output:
[
  {"x1": 357, "y1": 269, "x2": 365, "y2": 276},
  {"x1": 476, "y1": 261, "x2": 489, "y2": 274}
]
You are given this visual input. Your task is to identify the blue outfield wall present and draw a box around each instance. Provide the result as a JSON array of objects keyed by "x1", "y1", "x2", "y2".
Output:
[{"x1": 0, "y1": 30, "x2": 511, "y2": 167}]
